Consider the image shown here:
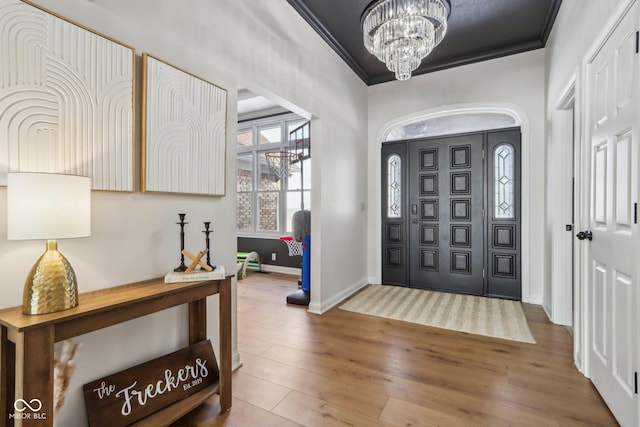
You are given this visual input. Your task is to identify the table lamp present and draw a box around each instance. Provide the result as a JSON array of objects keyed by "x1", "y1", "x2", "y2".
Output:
[{"x1": 7, "y1": 172, "x2": 91, "y2": 315}]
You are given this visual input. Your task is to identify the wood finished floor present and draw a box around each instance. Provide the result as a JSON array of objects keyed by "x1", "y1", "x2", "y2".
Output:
[{"x1": 172, "y1": 272, "x2": 618, "y2": 427}]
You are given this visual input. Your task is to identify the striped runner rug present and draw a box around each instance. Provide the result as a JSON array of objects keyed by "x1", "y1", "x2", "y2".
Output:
[{"x1": 340, "y1": 285, "x2": 536, "y2": 344}]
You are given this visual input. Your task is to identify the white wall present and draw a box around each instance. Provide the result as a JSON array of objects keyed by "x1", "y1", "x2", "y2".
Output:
[
  {"x1": 546, "y1": 0, "x2": 622, "y2": 98},
  {"x1": 367, "y1": 50, "x2": 547, "y2": 304},
  {"x1": 0, "y1": 0, "x2": 368, "y2": 424}
]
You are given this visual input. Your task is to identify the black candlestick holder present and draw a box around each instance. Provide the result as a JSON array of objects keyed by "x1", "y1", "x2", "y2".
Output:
[
  {"x1": 202, "y1": 222, "x2": 216, "y2": 270},
  {"x1": 174, "y1": 213, "x2": 188, "y2": 272}
]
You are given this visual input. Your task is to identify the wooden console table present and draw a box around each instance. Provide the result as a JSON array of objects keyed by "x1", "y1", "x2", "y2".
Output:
[{"x1": 0, "y1": 275, "x2": 232, "y2": 427}]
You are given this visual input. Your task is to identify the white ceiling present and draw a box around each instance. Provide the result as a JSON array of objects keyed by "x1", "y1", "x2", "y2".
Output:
[{"x1": 237, "y1": 88, "x2": 287, "y2": 120}]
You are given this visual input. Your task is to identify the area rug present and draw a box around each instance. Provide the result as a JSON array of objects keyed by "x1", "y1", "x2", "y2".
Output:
[{"x1": 339, "y1": 285, "x2": 536, "y2": 344}]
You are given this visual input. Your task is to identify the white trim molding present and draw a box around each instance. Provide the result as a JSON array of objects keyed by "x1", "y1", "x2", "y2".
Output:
[
  {"x1": 260, "y1": 264, "x2": 302, "y2": 276},
  {"x1": 549, "y1": 76, "x2": 577, "y2": 328},
  {"x1": 308, "y1": 278, "x2": 368, "y2": 315}
]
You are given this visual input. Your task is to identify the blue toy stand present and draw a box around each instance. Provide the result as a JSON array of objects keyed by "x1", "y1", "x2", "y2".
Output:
[{"x1": 286, "y1": 234, "x2": 310, "y2": 305}]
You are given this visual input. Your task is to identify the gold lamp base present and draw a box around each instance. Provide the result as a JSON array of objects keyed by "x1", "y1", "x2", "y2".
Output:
[{"x1": 23, "y1": 240, "x2": 79, "y2": 315}]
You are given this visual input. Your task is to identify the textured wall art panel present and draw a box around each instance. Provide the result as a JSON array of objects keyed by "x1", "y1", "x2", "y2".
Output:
[
  {"x1": 142, "y1": 54, "x2": 227, "y2": 196},
  {"x1": 0, "y1": 0, "x2": 134, "y2": 190}
]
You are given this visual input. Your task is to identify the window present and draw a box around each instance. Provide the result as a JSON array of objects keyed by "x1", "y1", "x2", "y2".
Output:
[
  {"x1": 236, "y1": 129, "x2": 253, "y2": 148},
  {"x1": 237, "y1": 114, "x2": 310, "y2": 236},
  {"x1": 385, "y1": 112, "x2": 517, "y2": 141},
  {"x1": 258, "y1": 124, "x2": 281, "y2": 145},
  {"x1": 493, "y1": 143, "x2": 515, "y2": 219},
  {"x1": 257, "y1": 151, "x2": 280, "y2": 232},
  {"x1": 237, "y1": 152, "x2": 253, "y2": 231},
  {"x1": 286, "y1": 157, "x2": 311, "y2": 233},
  {"x1": 387, "y1": 154, "x2": 402, "y2": 218}
]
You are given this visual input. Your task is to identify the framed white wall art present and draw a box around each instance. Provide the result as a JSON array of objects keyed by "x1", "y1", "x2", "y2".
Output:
[
  {"x1": 0, "y1": 0, "x2": 135, "y2": 191},
  {"x1": 141, "y1": 53, "x2": 227, "y2": 196}
]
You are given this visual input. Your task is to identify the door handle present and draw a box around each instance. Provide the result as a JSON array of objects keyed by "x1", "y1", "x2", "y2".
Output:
[
  {"x1": 576, "y1": 231, "x2": 593, "y2": 241},
  {"x1": 411, "y1": 204, "x2": 418, "y2": 215}
]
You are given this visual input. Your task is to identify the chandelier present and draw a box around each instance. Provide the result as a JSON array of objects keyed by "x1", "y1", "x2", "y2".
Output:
[{"x1": 361, "y1": 0, "x2": 450, "y2": 81}]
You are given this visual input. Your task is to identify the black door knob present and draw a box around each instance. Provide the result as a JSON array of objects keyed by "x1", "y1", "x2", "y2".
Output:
[{"x1": 576, "y1": 231, "x2": 593, "y2": 241}]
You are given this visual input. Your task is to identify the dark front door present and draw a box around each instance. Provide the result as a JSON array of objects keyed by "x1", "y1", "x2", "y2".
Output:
[
  {"x1": 485, "y1": 130, "x2": 521, "y2": 299},
  {"x1": 408, "y1": 133, "x2": 484, "y2": 295},
  {"x1": 381, "y1": 128, "x2": 521, "y2": 300}
]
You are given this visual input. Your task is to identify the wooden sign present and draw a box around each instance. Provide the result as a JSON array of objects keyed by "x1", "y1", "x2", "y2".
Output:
[{"x1": 83, "y1": 340, "x2": 219, "y2": 427}]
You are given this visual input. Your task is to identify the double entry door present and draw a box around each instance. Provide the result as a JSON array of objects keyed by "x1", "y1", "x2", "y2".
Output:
[{"x1": 382, "y1": 128, "x2": 521, "y2": 300}]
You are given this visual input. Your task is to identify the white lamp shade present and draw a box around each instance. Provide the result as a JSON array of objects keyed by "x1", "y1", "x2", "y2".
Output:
[{"x1": 7, "y1": 173, "x2": 91, "y2": 240}]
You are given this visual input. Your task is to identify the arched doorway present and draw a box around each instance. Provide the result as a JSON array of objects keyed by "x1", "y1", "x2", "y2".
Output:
[{"x1": 376, "y1": 104, "x2": 530, "y2": 300}]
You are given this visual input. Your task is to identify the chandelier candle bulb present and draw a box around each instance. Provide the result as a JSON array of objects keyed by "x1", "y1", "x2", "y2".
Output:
[{"x1": 361, "y1": 0, "x2": 450, "y2": 80}]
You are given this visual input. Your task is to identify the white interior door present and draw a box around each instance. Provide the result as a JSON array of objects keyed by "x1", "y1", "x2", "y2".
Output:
[{"x1": 585, "y1": 3, "x2": 639, "y2": 426}]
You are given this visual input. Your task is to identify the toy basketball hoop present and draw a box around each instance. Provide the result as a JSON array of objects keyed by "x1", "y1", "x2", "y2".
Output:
[
  {"x1": 265, "y1": 151, "x2": 298, "y2": 181},
  {"x1": 280, "y1": 236, "x2": 303, "y2": 256}
]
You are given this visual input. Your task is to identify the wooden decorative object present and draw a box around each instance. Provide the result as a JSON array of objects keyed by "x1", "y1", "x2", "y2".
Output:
[
  {"x1": 182, "y1": 249, "x2": 213, "y2": 273},
  {"x1": 83, "y1": 340, "x2": 219, "y2": 427},
  {"x1": 0, "y1": 0, "x2": 135, "y2": 191},
  {"x1": 141, "y1": 53, "x2": 227, "y2": 196}
]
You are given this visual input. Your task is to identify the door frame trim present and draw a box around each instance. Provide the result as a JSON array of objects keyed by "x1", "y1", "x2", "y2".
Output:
[
  {"x1": 550, "y1": 80, "x2": 577, "y2": 328},
  {"x1": 552, "y1": 76, "x2": 586, "y2": 373},
  {"x1": 374, "y1": 102, "x2": 536, "y2": 303}
]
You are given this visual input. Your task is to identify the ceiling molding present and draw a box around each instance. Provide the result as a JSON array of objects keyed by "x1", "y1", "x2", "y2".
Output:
[
  {"x1": 540, "y1": 0, "x2": 563, "y2": 44},
  {"x1": 286, "y1": 0, "x2": 370, "y2": 83}
]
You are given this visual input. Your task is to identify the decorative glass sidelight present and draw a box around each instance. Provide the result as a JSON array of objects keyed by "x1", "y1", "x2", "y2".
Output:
[
  {"x1": 494, "y1": 144, "x2": 515, "y2": 219},
  {"x1": 387, "y1": 154, "x2": 402, "y2": 218}
]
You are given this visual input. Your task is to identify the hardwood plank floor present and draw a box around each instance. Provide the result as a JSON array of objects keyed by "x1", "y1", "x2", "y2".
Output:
[{"x1": 172, "y1": 272, "x2": 618, "y2": 426}]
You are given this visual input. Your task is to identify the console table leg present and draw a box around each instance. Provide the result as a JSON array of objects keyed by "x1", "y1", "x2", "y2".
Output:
[
  {"x1": 188, "y1": 299, "x2": 207, "y2": 344},
  {"x1": 219, "y1": 277, "x2": 232, "y2": 412},
  {"x1": 1, "y1": 325, "x2": 9, "y2": 425},
  {"x1": 16, "y1": 328, "x2": 54, "y2": 427}
]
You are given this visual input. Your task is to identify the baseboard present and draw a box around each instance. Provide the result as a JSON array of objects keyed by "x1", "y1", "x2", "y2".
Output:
[
  {"x1": 542, "y1": 303, "x2": 553, "y2": 323},
  {"x1": 308, "y1": 278, "x2": 369, "y2": 315},
  {"x1": 232, "y1": 350, "x2": 243, "y2": 371},
  {"x1": 524, "y1": 293, "x2": 543, "y2": 306},
  {"x1": 308, "y1": 301, "x2": 322, "y2": 314},
  {"x1": 259, "y1": 264, "x2": 302, "y2": 276}
]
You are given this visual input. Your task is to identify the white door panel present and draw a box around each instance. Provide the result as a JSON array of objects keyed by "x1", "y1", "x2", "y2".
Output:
[
  {"x1": 616, "y1": 32, "x2": 636, "y2": 111},
  {"x1": 613, "y1": 271, "x2": 634, "y2": 395},
  {"x1": 595, "y1": 62, "x2": 610, "y2": 127},
  {"x1": 593, "y1": 142, "x2": 608, "y2": 226},
  {"x1": 615, "y1": 132, "x2": 634, "y2": 229},
  {"x1": 591, "y1": 262, "x2": 607, "y2": 364},
  {"x1": 585, "y1": 2, "x2": 639, "y2": 426}
]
